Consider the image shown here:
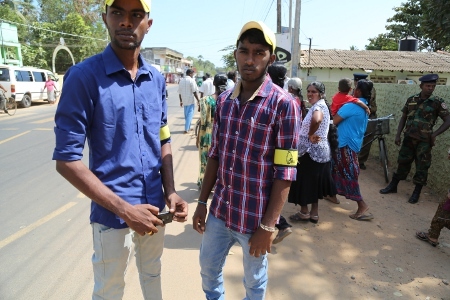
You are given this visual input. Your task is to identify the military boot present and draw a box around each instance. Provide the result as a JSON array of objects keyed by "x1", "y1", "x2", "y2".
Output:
[
  {"x1": 380, "y1": 176, "x2": 400, "y2": 194},
  {"x1": 408, "y1": 184, "x2": 423, "y2": 204}
]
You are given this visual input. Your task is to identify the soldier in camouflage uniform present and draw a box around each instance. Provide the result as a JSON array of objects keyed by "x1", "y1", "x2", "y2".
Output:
[
  {"x1": 415, "y1": 150, "x2": 450, "y2": 247},
  {"x1": 380, "y1": 74, "x2": 450, "y2": 204}
]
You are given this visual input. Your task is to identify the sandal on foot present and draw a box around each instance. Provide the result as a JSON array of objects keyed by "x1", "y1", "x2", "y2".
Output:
[
  {"x1": 349, "y1": 208, "x2": 373, "y2": 221},
  {"x1": 416, "y1": 231, "x2": 438, "y2": 247},
  {"x1": 289, "y1": 211, "x2": 310, "y2": 222},
  {"x1": 309, "y1": 215, "x2": 319, "y2": 224},
  {"x1": 324, "y1": 196, "x2": 340, "y2": 204}
]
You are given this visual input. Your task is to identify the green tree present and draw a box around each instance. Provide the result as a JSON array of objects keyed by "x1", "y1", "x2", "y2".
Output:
[
  {"x1": 56, "y1": 13, "x2": 106, "y2": 67},
  {"x1": 384, "y1": 0, "x2": 431, "y2": 50},
  {"x1": 0, "y1": 3, "x2": 29, "y2": 39},
  {"x1": 187, "y1": 55, "x2": 216, "y2": 77},
  {"x1": 220, "y1": 45, "x2": 236, "y2": 71},
  {"x1": 370, "y1": 0, "x2": 450, "y2": 51},
  {"x1": 365, "y1": 33, "x2": 398, "y2": 50},
  {"x1": 422, "y1": 0, "x2": 450, "y2": 51},
  {"x1": 37, "y1": 0, "x2": 72, "y2": 23},
  {"x1": 36, "y1": 0, "x2": 105, "y2": 70},
  {"x1": 0, "y1": 0, "x2": 106, "y2": 70}
]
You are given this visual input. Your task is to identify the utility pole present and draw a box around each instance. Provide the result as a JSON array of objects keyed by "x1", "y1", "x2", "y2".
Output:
[
  {"x1": 277, "y1": 0, "x2": 281, "y2": 33},
  {"x1": 289, "y1": 0, "x2": 292, "y2": 41},
  {"x1": 307, "y1": 38, "x2": 312, "y2": 65},
  {"x1": 291, "y1": 0, "x2": 301, "y2": 77}
]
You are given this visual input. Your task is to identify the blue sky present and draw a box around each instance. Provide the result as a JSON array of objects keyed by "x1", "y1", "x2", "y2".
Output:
[{"x1": 143, "y1": 0, "x2": 406, "y2": 67}]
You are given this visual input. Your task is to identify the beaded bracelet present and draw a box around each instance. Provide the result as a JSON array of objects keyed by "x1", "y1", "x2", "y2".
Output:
[
  {"x1": 259, "y1": 223, "x2": 276, "y2": 233},
  {"x1": 197, "y1": 200, "x2": 208, "y2": 205}
]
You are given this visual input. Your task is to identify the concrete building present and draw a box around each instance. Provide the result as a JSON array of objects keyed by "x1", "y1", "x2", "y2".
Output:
[
  {"x1": 0, "y1": 22, "x2": 22, "y2": 66},
  {"x1": 141, "y1": 47, "x2": 193, "y2": 83},
  {"x1": 299, "y1": 49, "x2": 450, "y2": 85}
]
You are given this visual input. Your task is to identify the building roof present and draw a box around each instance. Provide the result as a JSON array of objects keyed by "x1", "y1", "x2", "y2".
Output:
[
  {"x1": 147, "y1": 47, "x2": 183, "y2": 59},
  {"x1": 300, "y1": 49, "x2": 450, "y2": 73}
]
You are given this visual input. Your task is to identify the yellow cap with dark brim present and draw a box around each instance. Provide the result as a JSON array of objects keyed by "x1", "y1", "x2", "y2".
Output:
[
  {"x1": 104, "y1": 0, "x2": 151, "y2": 13},
  {"x1": 237, "y1": 21, "x2": 276, "y2": 53}
]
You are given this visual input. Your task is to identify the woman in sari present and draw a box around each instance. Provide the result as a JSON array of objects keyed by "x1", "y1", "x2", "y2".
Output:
[
  {"x1": 196, "y1": 74, "x2": 228, "y2": 189},
  {"x1": 331, "y1": 79, "x2": 372, "y2": 220}
]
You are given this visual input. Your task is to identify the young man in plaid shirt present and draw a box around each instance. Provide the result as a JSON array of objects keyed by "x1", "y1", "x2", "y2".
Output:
[{"x1": 192, "y1": 21, "x2": 301, "y2": 300}]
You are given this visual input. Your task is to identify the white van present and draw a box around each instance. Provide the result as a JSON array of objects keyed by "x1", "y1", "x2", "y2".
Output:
[{"x1": 0, "y1": 65, "x2": 59, "y2": 108}]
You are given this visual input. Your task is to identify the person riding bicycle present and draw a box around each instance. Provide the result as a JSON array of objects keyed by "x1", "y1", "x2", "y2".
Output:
[{"x1": 0, "y1": 83, "x2": 8, "y2": 113}]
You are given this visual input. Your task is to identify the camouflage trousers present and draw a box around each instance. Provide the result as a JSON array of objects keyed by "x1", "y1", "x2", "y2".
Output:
[
  {"x1": 428, "y1": 201, "x2": 450, "y2": 239},
  {"x1": 394, "y1": 136, "x2": 431, "y2": 186}
]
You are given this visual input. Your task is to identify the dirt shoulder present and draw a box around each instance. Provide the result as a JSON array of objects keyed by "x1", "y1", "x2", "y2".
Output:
[
  {"x1": 266, "y1": 159, "x2": 450, "y2": 299},
  {"x1": 124, "y1": 93, "x2": 450, "y2": 299}
]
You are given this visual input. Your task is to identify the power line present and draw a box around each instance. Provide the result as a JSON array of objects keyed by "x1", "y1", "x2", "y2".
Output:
[
  {"x1": 300, "y1": 29, "x2": 309, "y2": 39},
  {"x1": 253, "y1": 0, "x2": 270, "y2": 22},
  {"x1": 0, "y1": 18, "x2": 107, "y2": 42},
  {"x1": 240, "y1": 0, "x2": 246, "y2": 25},
  {"x1": 264, "y1": 0, "x2": 275, "y2": 22}
]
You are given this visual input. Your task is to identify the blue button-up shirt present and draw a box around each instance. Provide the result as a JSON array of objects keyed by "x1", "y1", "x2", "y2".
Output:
[{"x1": 53, "y1": 45, "x2": 169, "y2": 229}]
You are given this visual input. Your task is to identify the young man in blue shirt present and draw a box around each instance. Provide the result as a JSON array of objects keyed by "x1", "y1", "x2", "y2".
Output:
[{"x1": 53, "y1": 0, "x2": 188, "y2": 299}]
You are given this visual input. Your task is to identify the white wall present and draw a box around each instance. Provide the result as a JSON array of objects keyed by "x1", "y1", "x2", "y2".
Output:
[{"x1": 299, "y1": 68, "x2": 450, "y2": 85}]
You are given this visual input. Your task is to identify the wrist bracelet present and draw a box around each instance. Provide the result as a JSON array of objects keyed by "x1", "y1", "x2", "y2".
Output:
[
  {"x1": 259, "y1": 223, "x2": 276, "y2": 233},
  {"x1": 197, "y1": 200, "x2": 208, "y2": 205}
]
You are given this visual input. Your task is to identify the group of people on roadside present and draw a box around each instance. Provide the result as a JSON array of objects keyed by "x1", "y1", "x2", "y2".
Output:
[
  {"x1": 192, "y1": 24, "x2": 450, "y2": 298},
  {"x1": 51, "y1": 0, "x2": 450, "y2": 298},
  {"x1": 283, "y1": 75, "x2": 375, "y2": 226}
]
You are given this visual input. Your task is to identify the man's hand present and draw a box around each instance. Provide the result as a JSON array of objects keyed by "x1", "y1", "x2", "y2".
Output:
[
  {"x1": 395, "y1": 135, "x2": 401, "y2": 146},
  {"x1": 192, "y1": 204, "x2": 208, "y2": 234},
  {"x1": 166, "y1": 193, "x2": 188, "y2": 222},
  {"x1": 430, "y1": 134, "x2": 436, "y2": 147},
  {"x1": 122, "y1": 204, "x2": 163, "y2": 236},
  {"x1": 180, "y1": 101, "x2": 183, "y2": 107},
  {"x1": 248, "y1": 227, "x2": 274, "y2": 257},
  {"x1": 365, "y1": 107, "x2": 371, "y2": 115}
]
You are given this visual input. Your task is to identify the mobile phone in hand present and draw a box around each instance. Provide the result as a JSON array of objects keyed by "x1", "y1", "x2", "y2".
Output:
[{"x1": 157, "y1": 212, "x2": 173, "y2": 224}]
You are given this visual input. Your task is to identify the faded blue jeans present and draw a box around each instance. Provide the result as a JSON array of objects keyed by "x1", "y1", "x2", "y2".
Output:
[
  {"x1": 184, "y1": 104, "x2": 195, "y2": 132},
  {"x1": 199, "y1": 213, "x2": 268, "y2": 300}
]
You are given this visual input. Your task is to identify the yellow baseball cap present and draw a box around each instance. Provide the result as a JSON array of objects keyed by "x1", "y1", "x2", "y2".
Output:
[
  {"x1": 237, "y1": 21, "x2": 276, "y2": 53},
  {"x1": 104, "y1": 0, "x2": 151, "y2": 13}
]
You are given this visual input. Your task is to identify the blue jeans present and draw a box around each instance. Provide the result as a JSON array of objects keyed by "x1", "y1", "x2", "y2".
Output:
[
  {"x1": 184, "y1": 104, "x2": 195, "y2": 131},
  {"x1": 199, "y1": 214, "x2": 268, "y2": 300}
]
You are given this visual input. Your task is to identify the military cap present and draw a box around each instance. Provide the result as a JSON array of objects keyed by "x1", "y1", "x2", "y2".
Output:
[
  {"x1": 419, "y1": 74, "x2": 439, "y2": 83},
  {"x1": 353, "y1": 73, "x2": 368, "y2": 81}
]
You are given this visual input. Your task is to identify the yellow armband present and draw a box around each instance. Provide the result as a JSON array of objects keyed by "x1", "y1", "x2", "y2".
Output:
[
  {"x1": 160, "y1": 125, "x2": 170, "y2": 141},
  {"x1": 274, "y1": 148, "x2": 298, "y2": 166}
]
